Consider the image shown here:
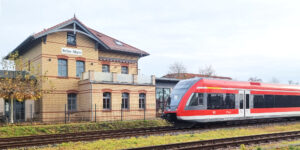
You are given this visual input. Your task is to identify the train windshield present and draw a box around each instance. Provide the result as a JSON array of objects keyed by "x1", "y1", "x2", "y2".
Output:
[{"x1": 168, "y1": 78, "x2": 200, "y2": 110}]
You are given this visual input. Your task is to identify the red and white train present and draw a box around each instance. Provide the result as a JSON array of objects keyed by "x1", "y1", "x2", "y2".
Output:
[{"x1": 164, "y1": 78, "x2": 300, "y2": 123}]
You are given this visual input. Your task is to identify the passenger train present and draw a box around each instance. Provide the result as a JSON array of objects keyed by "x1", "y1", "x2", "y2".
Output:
[{"x1": 164, "y1": 78, "x2": 300, "y2": 123}]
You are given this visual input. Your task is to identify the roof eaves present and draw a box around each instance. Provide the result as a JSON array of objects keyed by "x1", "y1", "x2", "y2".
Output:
[
  {"x1": 4, "y1": 35, "x2": 35, "y2": 59},
  {"x1": 74, "y1": 19, "x2": 110, "y2": 49},
  {"x1": 102, "y1": 48, "x2": 149, "y2": 57}
]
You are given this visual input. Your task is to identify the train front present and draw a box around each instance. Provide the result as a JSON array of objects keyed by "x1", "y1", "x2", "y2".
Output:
[{"x1": 163, "y1": 78, "x2": 200, "y2": 122}]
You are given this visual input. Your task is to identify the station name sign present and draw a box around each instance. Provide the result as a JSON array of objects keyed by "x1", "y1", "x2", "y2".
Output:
[{"x1": 61, "y1": 48, "x2": 82, "y2": 56}]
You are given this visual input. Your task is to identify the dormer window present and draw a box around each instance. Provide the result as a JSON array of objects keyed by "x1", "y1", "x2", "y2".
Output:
[
  {"x1": 114, "y1": 40, "x2": 123, "y2": 46},
  {"x1": 67, "y1": 32, "x2": 76, "y2": 46}
]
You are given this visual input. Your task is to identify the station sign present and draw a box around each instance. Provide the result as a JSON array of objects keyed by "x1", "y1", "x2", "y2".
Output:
[{"x1": 61, "y1": 48, "x2": 82, "y2": 56}]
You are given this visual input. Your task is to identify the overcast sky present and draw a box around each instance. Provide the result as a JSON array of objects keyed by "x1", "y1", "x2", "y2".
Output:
[{"x1": 1, "y1": 0, "x2": 300, "y2": 83}]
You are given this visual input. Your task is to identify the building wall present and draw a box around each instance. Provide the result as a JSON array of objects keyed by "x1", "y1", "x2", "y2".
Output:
[
  {"x1": 20, "y1": 42, "x2": 42, "y2": 119},
  {"x1": 24, "y1": 100, "x2": 34, "y2": 121},
  {"x1": 99, "y1": 51, "x2": 139, "y2": 75},
  {"x1": 78, "y1": 81, "x2": 156, "y2": 121},
  {"x1": 14, "y1": 29, "x2": 152, "y2": 122}
]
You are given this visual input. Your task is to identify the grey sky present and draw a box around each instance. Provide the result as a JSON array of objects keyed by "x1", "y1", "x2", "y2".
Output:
[{"x1": 0, "y1": 0, "x2": 300, "y2": 83}]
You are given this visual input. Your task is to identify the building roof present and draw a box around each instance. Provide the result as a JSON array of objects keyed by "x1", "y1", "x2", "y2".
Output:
[
  {"x1": 155, "y1": 77, "x2": 180, "y2": 82},
  {"x1": 0, "y1": 70, "x2": 35, "y2": 79},
  {"x1": 6, "y1": 16, "x2": 149, "y2": 58},
  {"x1": 162, "y1": 73, "x2": 232, "y2": 80}
]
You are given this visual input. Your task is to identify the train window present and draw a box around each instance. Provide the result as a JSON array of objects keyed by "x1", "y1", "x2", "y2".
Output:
[
  {"x1": 246, "y1": 94, "x2": 249, "y2": 109},
  {"x1": 253, "y1": 95, "x2": 300, "y2": 108},
  {"x1": 265, "y1": 95, "x2": 275, "y2": 108},
  {"x1": 188, "y1": 93, "x2": 204, "y2": 106},
  {"x1": 207, "y1": 93, "x2": 235, "y2": 109},
  {"x1": 169, "y1": 78, "x2": 200, "y2": 107},
  {"x1": 253, "y1": 95, "x2": 264, "y2": 108},
  {"x1": 239, "y1": 94, "x2": 243, "y2": 109}
]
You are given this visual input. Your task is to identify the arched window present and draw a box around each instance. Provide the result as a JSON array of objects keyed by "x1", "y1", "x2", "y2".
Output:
[
  {"x1": 122, "y1": 93, "x2": 129, "y2": 109},
  {"x1": 68, "y1": 93, "x2": 77, "y2": 111},
  {"x1": 139, "y1": 93, "x2": 146, "y2": 109},
  {"x1": 103, "y1": 92, "x2": 111, "y2": 109}
]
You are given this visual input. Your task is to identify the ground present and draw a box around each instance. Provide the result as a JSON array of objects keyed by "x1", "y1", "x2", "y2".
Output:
[
  {"x1": 19, "y1": 121, "x2": 300, "y2": 150},
  {"x1": 0, "y1": 119, "x2": 170, "y2": 138}
]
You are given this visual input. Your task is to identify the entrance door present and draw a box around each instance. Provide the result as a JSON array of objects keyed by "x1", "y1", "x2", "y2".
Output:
[
  {"x1": 4, "y1": 99, "x2": 25, "y2": 122},
  {"x1": 238, "y1": 90, "x2": 250, "y2": 118}
]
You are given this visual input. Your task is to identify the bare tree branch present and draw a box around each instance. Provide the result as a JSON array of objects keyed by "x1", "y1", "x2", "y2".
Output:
[
  {"x1": 248, "y1": 76, "x2": 262, "y2": 82},
  {"x1": 199, "y1": 65, "x2": 216, "y2": 77},
  {"x1": 168, "y1": 61, "x2": 187, "y2": 75}
]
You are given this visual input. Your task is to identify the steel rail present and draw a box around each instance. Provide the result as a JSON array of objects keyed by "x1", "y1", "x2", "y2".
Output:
[
  {"x1": 0, "y1": 118, "x2": 299, "y2": 149},
  {"x1": 127, "y1": 130, "x2": 300, "y2": 150},
  {"x1": 0, "y1": 126, "x2": 190, "y2": 149}
]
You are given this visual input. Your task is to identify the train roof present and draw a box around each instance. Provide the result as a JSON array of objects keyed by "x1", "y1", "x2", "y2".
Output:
[{"x1": 197, "y1": 78, "x2": 300, "y2": 92}]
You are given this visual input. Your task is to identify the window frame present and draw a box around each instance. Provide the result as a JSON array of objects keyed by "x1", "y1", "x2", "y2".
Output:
[
  {"x1": 121, "y1": 93, "x2": 129, "y2": 109},
  {"x1": 185, "y1": 93, "x2": 206, "y2": 110},
  {"x1": 58, "y1": 59, "x2": 68, "y2": 77},
  {"x1": 103, "y1": 92, "x2": 111, "y2": 110},
  {"x1": 206, "y1": 93, "x2": 236, "y2": 110},
  {"x1": 76, "y1": 60, "x2": 85, "y2": 77},
  {"x1": 139, "y1": 93, "x2": 146, "y2": 109},
  {"x1": 102, "y1": 64, "x2": 110, "y2": 73},
  {"x1": 121, "y1": 66, "x2": 129, "y2": 74},
  {"x1": 67, "y1": 93, "x2": 77, "y2": 111},
  {"x1": 67, "y1": 32, "x2": 76, "y2": 46}
]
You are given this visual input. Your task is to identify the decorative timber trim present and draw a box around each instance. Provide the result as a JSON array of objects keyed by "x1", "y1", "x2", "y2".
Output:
[{"x1": 99, "y1": 57, "x2": 137, "y2": 64}]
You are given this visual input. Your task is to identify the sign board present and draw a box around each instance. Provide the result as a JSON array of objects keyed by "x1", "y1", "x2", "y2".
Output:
[{"x1": 61, "y1": 48, "x2": 82, "y2": 56}]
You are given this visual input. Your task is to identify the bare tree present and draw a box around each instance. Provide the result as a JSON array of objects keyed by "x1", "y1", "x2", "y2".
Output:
[
  {"x1": 199, "y1": 65, "x2": 216, "y2": 77},
  {"x1": 270, "y1": 77, "x2": 280, "y2": 83},
  {"x1": 288, "y1": 80, "x2": 299, "y2": 85},
  {"x1": 168, "y1": 61, "x2": 187, "y2": 76},
  {"x1": 248, "y1": 77, "x2": 262, "y2": 82}
]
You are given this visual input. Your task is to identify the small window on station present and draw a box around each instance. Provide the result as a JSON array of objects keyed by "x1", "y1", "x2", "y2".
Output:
[
  {"x1": 114, "y1": 40, "x2": 123, "y2": 46},
  {"x1": 102, "y1": 64, "x2": 110, "y2": 73},
  {"x1": 67, "y1": 32, "x2": 76, "y2": 46},
  {"x1": 121, "y1": 66, "x2": 128, "y2": 74}
]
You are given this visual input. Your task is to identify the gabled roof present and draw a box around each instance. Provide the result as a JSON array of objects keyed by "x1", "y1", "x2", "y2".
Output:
[
  {"x1": 162, "y1": 73, "x2": 232, "y2": 80},
  {"x1": 6, "y1": 16, "x2": 149, "y2": 58}
]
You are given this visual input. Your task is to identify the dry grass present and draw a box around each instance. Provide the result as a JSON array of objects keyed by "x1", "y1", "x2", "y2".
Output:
[
  {"x1": 0, "y1": 119, "x2": 170, "y2": 138},
  {"x1": 25, "y1": 122, "x2": 300, "y2": 150}
]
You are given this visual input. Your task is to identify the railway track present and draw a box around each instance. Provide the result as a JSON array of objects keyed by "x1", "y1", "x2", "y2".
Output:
[
  {"x1": 128, "y1": 130, "x2": 300, "y2": 150},
  {"x1": 0, "y1": 126, "x2": 191, "y2": 149},
  {"x1": 0, "y1": 118, "x2": 299, "y2": 149}
]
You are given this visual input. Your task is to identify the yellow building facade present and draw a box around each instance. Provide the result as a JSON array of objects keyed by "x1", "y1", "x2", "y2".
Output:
[{"x1": 4, "y1": 17, "x2": 156, "y2": 122}]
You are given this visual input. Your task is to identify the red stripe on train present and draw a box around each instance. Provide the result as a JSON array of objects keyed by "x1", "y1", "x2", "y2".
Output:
[
  {"x1": 177, "y1": 109, "x2": 239, "y2": 116},
  {"x1": 251, "y1": 107, "x2": 300, "y2": 113}
]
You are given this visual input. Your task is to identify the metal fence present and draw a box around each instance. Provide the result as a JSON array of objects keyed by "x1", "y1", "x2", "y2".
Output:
[{"x1": 0, "y1": 103, "x2": 158, "y2": 124}]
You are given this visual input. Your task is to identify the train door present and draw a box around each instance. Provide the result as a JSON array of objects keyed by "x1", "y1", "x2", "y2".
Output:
[
  {"x1": 238, "y1": 90, "x2": 250, "y2": 118},
  {"x1": 244, "y1": 90, "x2": 250, "y2": 117},
  {"x1": 238, "y1": 91, "x2": 244, "y2": 118}
]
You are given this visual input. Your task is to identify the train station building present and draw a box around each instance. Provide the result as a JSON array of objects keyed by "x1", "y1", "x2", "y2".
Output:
[{"x1": 0, "y1": 17, "x2": 156, "y2": 122}]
